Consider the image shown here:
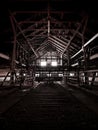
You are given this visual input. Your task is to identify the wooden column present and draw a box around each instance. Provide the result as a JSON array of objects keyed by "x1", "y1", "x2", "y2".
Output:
[
  {"x1": 81, "y1": 16, "x2": 89, "y2": 87},
  {"x1": 10, "y1": 15, "x2": 17, "y2": 85}
]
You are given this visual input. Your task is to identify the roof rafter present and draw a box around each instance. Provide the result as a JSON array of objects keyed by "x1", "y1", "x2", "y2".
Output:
[{"x1": 10, "y1": 11, "x2": 38, "y2": 58}]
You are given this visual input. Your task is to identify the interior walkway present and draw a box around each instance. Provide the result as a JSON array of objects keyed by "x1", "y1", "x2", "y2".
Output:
[{"x1": 0, "y1": 83, "x2": 98, "y2": 129}]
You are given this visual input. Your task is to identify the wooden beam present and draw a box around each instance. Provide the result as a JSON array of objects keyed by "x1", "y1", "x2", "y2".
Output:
[
  {"x1": 71, "y1": 33, "x2": 98, "y2": 59},
  {"x1": 62, "y1": 17, "x2": 85, "y2": 55},
  {"x1": 0, "y1": 53, "x2": 10, "y2": 60},
  {"x1": 10, "y1": 12, "x2": 38, "y2": 58}
]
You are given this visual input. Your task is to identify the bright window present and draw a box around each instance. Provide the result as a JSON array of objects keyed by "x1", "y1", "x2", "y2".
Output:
[
  {"x1": 51, "y1": 61, "x2": 57, "y2": 66},
  {"x1": 40, "y1": 61, "x2": 47, "y2": 67}
]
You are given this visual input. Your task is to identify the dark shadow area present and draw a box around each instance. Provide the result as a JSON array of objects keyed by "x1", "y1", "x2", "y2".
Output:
[{"x1": 0, "y1": 83, "x2": 98, "y2": 129}]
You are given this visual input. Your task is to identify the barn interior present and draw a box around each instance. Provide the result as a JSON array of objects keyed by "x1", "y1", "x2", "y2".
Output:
[
  {"x1": 0, "y1": 0, "x2": 98, "y2": 129},
  {"x1": 0, "y1": 0, "x2": 98, "y2": 88}
]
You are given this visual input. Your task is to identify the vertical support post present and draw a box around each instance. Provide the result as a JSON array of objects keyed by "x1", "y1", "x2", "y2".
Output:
[
  {"x1": 60, "y1": 54, "x2": 62, "y2": 65},
  {"x1": 10, "y1": 15, "x2": 17, "y2": 85},
  {"x1": 48, "y1": 19, "x2": 50, "y2": 37},
  {"x1": 91, "y1": 72, "x2": 96, "y2": 86},
  {"x1": 47, "y1": 1, "x2": 50, "y2": 37},
  {"x1": 66, "y1": 49, "x2": 70, "y2": 85},
  {"x1": 67, "y1": 48, "x2": 70, "y2": 70},
  {"x1": 32, "y1": 71, "x2": 34, "y2": 87},
  {"x1": 82, "y1": 45, "x2": 90, "y2": 87},
  {"x1": 32, "y1": 65, "x2": 36, "y2": 87},
  {"x1": 77, "y1": 60, "x2": 81, "y2": 86},
  {"x1": 82, "y1": 37, "x2": 88, "y2": 86},
  {"x1": 81, "y1": 16, "x2": 89, "y2": 87}
]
